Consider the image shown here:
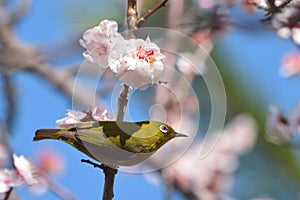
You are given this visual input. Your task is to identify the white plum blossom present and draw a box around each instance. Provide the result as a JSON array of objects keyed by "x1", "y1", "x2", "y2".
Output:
[
  {"x1": 251, "y1": 0, "x2": 269, "y2": 8},
  {"x1": 0, "y1": 169, "x2": 22, "y2": 193},
  {"x1": 80, "y1": 20, "x2": 165, "y2": 89},
  {"x1": 80, "y1": 19, "x2": 123, "y2": 67},
  {"x1": 92, "y1": 107, "x2": 110, "y2": 121},
  {"x1": 265, "y1": 103, "x2": 300, "y2": 145},
  {"x1": 108, "y1": 37, "x2": 165, "y2": 89},
  {"x1": 265, "y1": 106, "x2": 291, "y2": 145},
  {"x1": 0, "y1": 155, "x2": 38, "y2": 194},
  {"x1": 56, "y1": 110, "x2": 87, "y2": 128},
  {"x1": 271, "y1": 6, "x2": 300, "y2": 45},
  {"x1": 56, "y1": 107, "x2": 110, "y2": 128},
  {"x1": 291, "y1": 27, "x2": 300, "y2": 45},
  {"x1": 13, "y1": 154, "x2": 38, "y2": 185},
  {"x1": 250, "y1": 0, "x2": 290, "y2": 9}
]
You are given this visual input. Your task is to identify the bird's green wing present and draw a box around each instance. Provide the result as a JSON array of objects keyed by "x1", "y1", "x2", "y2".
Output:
[{"x1": 94, "y1": 121, "x2": 148, "y2": 145}]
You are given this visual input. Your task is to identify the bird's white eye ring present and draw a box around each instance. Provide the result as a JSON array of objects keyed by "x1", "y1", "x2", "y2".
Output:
[{"x1": 159, "y1": 125, "x2": 169, "y2": 134}]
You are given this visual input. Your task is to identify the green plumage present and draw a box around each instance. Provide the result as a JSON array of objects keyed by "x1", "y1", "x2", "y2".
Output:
[{"x1": 34, "y1": 120, "x2": 187, "y2": 166}]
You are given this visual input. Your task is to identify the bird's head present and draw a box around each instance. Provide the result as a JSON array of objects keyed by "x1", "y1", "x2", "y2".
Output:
[{"x1": 130, "y1": 121, "x2": 187, "y2": 153}]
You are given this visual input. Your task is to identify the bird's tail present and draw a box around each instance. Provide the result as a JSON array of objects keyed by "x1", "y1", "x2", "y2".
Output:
[{"x1": 33, "y1": 129, "x2": 61, "y2": 141}]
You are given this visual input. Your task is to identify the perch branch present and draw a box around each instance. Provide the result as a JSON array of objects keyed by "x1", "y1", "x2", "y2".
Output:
[
  {"x1": 3, "y1": 187, "x2": 13, "y2": 200},
  {"x1": 98, "y1": 1, "x2": 138, "y2": 200}
]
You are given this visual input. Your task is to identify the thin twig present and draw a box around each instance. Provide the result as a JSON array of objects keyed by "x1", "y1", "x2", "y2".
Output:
[
  {"x1": 81, "y1": 159, "x2": 105, "y2": 170},
  {"x1": 278, "y1": 0, "x2": 293, "y2": 9},
  {"x1": 136, "y1": 0, "x2": 169, "y2": 27}
]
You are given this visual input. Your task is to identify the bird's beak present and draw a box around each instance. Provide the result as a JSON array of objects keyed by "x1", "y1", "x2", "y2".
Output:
[{"x1": 174, "y1": 132, "x2": 188, "y2": 137}]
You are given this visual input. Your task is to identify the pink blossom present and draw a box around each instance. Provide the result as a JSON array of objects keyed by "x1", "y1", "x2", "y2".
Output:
[
  {"x1": 0, "y1": 169, "x2": 22, "y2": 193},
  {"x1": 280, "y1": 52, "x2": 300, "y2": 77},
  {"x1": 56, "y1": 107, "x2": 111, "y2": 128},
  {"x1": 109, "y1": 37, "x2": 165, "y2": 89},
  {"x1": 91, "y1": 107, "x2": 111, "y2": 121},
  {"x1": 80, "y1": 19, "x2": 123, "y2": 67},
  {"x1": 265, "y1": 106, "x2": 291, "y2": 144},
  {"x1": 13, "y1": 154, "x2": 38, "y2": 185},
  {"x1": 162, "y1": 114, "x2": 257, "y2": 199},
  {"x1": 266, "y1": 102, "x2": 300, "y2": 145},
  {"x1": 55, "y1": 110, "x2": 87, "y2": 128},
  {"x1": 271, "y1": 6, "x2": 300, "y2": 45},
  {"x1": 36, "y1": 150, "x2": 65, "y2": 176}
]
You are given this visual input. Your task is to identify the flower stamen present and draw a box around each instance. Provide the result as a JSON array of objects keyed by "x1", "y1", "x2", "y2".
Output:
[{"x1": 136, "y1": 46, "x2": 156, "y2": 64}]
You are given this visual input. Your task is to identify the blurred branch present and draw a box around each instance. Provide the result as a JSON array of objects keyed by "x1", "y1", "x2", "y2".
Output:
[
  {"x1": 3, "y1": 187, "x2": 12, "y2": 200},
  {"x1": 278, "y1": 0, "x2": 293, "y2": 9},
  {"x1": 0, "y1": 2, "x2": 100, "y2": 109},
  {"x1": 136, "y1": 0, "x2": 169, "y2": 27},
  {"x1": 43, "y1": 174, "x2": 78, "y2": 200},
  {"x1": 0, "y1": 121, "x2": 13, "y2": 199},
  {"x1": 2, "y1": 74, "x2": 15, "y2": 133},
  {"x1": 10, "y1": 0, "x2": 32, "y2": 23}
]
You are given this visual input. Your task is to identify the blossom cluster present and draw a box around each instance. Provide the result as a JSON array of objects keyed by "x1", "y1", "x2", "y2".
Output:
[
  {"x1": 272, "y1": 5, "x2": 300, "y2": 45},
  {"x1": 80, "y1": 20, "x2": 165, "y2": 89},
  {"x1": 192, "y1": 0, "x2": 300, "y2": 46},
  {"x1": 0, "y1": 154, "x2": 38, "y2": 193},
  {"x1": 55, "y1": 107, "x2": 110, "y2": 128},
  {"x1": 244, "y1": 0, "x2": 300, "y2": 45},
  {"x1": 161, "y1": 114, "x2": 257, "y2": 199},
  {"x1": 266, "y1": 102, "x2": 300, "y2": 145}
]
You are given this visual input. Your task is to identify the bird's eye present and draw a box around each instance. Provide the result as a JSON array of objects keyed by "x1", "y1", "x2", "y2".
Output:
[{"x1": 159, "y1": 125, "x2": 169, "y2": 134}]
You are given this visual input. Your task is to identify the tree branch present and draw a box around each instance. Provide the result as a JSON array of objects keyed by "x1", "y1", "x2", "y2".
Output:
[
  {"x1": 2, "y1": 74, "x2": 15, "y2": 133},
  {"x1": 43, "y1": 173, "x2": 78, "y2": 200},
  {"x1": 127, "y1": 0, "x2": 138, "y2": 31},
  {"x1": 3, "y1": 187, "x2": 12, "y2": 200},
  {"x1": 10, "y1": 0, "x2": 32, "y2": 23},
  {"x1": 278, "y1": 0, "x2": 293, "y2": 9},
  {"x1": 98, "y1": 1, "x2": 139, "y2": 200},
  {"x1": 116, "y1": 84, "x2": 130, "y2": 121},
  {"x1": 136, "y1": 0, "x2": 169, "y2": 27},
  {"x1": 81, "y1": 159, "x2": 105, "y2": 170}
]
